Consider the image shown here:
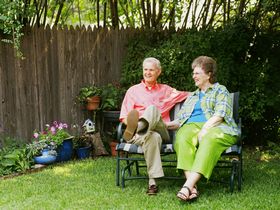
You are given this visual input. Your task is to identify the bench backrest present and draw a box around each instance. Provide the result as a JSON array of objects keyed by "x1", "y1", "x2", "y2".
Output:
[{"x1": 168, "y1": 92, "x2": 239, "y2": 143}]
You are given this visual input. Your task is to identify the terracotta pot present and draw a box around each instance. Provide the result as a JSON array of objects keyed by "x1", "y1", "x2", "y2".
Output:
[
  {"x1": 86, "y1": 96, "x2": 101, "y2": 110},
  {"x1": 109, "y1": 141, "x2": 118, "y2": 156}
]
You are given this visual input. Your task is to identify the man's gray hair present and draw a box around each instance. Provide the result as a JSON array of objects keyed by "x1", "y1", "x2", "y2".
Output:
[{"x1": 143, "y1": 57, "x2": 161, "y2": 70}]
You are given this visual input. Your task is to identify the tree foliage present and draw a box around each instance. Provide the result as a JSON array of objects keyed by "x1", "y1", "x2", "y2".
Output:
[
  {"x1": 121, "y1": 20, "x2": 280, "y2": 145},
  {"x1": 0, "y1": 0, "x2": 279, "y2": 144},
  {"x1": 1, "y1": 0, "x2": 279, "y2": 56},
  {"x1": 0, "y1": 0, "x2": 25, "y2": 57}
]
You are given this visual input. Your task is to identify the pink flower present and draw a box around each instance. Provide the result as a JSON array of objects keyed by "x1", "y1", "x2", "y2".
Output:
[
  {"x1": 58, "y1": 123, "x2": 63, "y2": 130},
  {"x1": 50, "y1": 126, "x2": 56, "y2": 134},
  {"x1": 33, "y1": 132, "x2": 39, "y2": 138},
  {"x1": 31, "y1": 121, "x2": 70, "y2": 146},
  {"x1": 57, "y1": 122, "x2": 68, "y2": 130}
]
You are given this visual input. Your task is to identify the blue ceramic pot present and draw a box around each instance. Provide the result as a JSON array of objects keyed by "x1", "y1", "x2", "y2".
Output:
[
  {"x1": 77, "y1": 146, "x2": 91, "y2": 159},
  {"x1": 34, "y1": 149, "x2": 56, "y2": 165},
  {"x1": 56, "y1": 137, "x2": 74, "y2": 162}
]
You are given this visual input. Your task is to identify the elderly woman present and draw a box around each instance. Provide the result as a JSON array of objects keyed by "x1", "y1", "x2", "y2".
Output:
[{"x1": 166, "y1": 56, "x2": 240, "y2": 201}]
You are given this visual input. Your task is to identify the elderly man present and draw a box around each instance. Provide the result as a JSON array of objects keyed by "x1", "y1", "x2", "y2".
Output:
[{"x1": 120, "y1": 57, "x2": 189, "y2": 195}]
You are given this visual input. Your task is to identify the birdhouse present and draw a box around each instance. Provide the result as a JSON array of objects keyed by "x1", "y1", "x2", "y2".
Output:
[{"x1": 82, "y1": 119, "x2": 95, "y2": 134}]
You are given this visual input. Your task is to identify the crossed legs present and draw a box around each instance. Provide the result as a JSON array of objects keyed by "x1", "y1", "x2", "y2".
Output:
[{"x1": 124, "y1": 105, "x2": 170, "y2": 193}]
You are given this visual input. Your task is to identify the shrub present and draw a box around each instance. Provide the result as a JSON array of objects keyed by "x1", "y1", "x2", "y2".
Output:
[
  {"x1": 100, "y1": 83, "x2": 126, "y2": 111},
  {"x1": 121, "y1": 21, "x2": 280, "y2": 145}
]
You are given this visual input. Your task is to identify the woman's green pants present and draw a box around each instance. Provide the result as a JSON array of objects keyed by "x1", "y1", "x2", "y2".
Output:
[{"x1": 174, "y1": 123, "x2": 237, "y2": 179}]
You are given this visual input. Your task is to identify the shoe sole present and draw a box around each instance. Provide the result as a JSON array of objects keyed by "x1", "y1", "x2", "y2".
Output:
[
  {"x1": 147, "y1": 192, "x2": 157, "y2": 195},
  {"x1": 123, "y1": 110, "x2": 139, "y2": 141},
  {"x1": 146, "y1": 186, "x2": 158, "y2": 195}
]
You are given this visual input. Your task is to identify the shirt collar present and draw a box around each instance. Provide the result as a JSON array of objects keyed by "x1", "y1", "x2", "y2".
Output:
[
  {"x1": 141, "y1": 80, "x2": 159, "y2": 90},
  {"x1": 193, "y1": 82, "x2": 219, "y2": 95}
]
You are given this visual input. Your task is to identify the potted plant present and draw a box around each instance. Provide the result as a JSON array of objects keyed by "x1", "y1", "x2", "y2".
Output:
[
  {"x1": 27, "y1": 137, "x2": 58, "y2": 165},
  {"x1": 73, "y1": 135, "x2": 92, "y2": 159},
  {"x1": 27, "y1": 121, "x2": 73, "y2": 163},
  {"x1": 109, "y1": 141, "x2": 118, "y2": 157},
  {"x1": 100, "y1": 83, "x2": 126, "y2": 146},
  {"x1": 100, "y1": 83, "x2": 125, "y2": 112},
  {"x1": 76, "y1": 85, "x2": 102, "y2": 111}
]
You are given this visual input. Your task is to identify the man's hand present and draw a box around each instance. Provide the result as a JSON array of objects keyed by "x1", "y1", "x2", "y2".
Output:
[{"x1": 123, "y1": 117, "x2": 127, "y2": 125}]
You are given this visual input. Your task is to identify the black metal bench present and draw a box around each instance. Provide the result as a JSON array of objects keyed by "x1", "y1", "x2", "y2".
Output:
[{"x1": 115, "y1": 92, "x2": 242, "y2": 192}]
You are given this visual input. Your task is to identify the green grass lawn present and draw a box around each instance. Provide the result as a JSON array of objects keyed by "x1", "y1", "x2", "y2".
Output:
[{"x1": 0, "y1": 147, "x2": 279, "y2": 210}]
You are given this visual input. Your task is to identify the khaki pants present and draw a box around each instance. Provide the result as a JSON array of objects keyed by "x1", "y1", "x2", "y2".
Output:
[{"x1": 127, "y1": 105, "x2": 169, "y2": 178}]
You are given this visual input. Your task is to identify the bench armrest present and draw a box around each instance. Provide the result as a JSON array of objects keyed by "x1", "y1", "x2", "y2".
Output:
[{"x1": 117, "y1": 122, "x2": 126, "y2": 143}]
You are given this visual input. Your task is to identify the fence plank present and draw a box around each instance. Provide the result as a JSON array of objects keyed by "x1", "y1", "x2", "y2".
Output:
[{"x1": 0, "y1": 27, "x2": 139, "y2": 141}]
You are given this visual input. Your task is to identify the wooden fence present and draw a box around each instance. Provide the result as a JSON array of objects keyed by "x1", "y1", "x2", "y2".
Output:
[{"x1": 0, "y1": 26, "x2": 138, "y2": 141}]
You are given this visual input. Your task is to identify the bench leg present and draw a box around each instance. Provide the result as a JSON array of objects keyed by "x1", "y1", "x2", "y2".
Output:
[
  {"x1": 237, "y1": 160, "x2": 242, "y2": 191},
  {"x1": 116, "y1": 153, "x2": 120, "y2": 186}
]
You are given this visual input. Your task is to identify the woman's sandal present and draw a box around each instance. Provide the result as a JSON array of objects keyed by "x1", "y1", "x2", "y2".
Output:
[
  {"x1": 189, "y1": 185, "x2": 199, "y2": 202},
  {"x1": 177, "y1": 185, "x2": 199, "y2": 202},
  {"x1": 177, "y1": 186, "x2": 192, "y2": 201}
]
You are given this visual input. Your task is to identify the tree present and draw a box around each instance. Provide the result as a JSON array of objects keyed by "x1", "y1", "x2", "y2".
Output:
[
  {"x1": 1, "y1": 0, "x2": 279, "y2": 57},
  {"x1": 0, "y1": 0, "x2": 25, "y2": 57}
]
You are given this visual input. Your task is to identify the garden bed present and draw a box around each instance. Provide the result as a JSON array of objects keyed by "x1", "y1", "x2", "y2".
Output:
[{"x1": 0, "y1": 164, "x2": 47, "y2": 180}]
